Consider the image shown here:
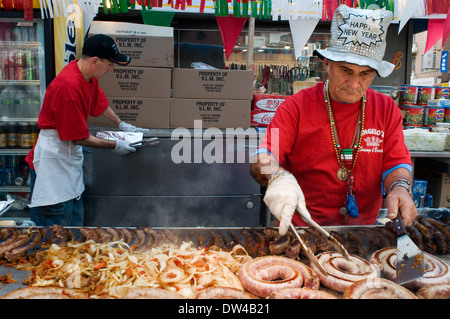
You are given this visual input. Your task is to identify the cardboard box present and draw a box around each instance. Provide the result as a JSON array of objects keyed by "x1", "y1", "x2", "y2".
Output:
[
  {"x1": 414, "y1": 166, "x2": 450, "y2": 208},
  {"x1": 251, "y1": 110, "x2": 275, "y2": 127},
  {"x1": 252, "y1": 93, "x2": 288, "y2": 111},
  {"x1": 171, "y1": 99, "x2": 251, "y2": 129},
  {"x1": 172, "y1": 68, "x2": 253, "y2": 99},
  {"x1": 88, "y1": 21, "x2": 174, "y2": 68},
  {"x1": 88, "y1": 97, "x2": 170, "y2": 129},
  {"x1": 99, "y1": 66, "x2": 171, "y2": 98}
]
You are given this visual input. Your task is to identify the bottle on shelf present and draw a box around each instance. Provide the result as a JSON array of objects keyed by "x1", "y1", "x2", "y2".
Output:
[
  {"x1": 1, "y1": 86, "x2": 14, "y2": 119},
  {"x1": 26, "y1": 85, "x2": 41, "y2": 118},
  {"x1": 29, "y1": 122, "x2": 39, "y2": 146},
  {"x1": 18, "y1": 122, "x2": 31, "y2": 148},
  {"x1": 6, "y1": 122, "x2": 18, "y2": 148},
  {"x1": 0, "y1": 123, "x2": 6, "y2": 148},
  {"x1": 14, "y1": 88, "x2": 26, "y2": 119}
]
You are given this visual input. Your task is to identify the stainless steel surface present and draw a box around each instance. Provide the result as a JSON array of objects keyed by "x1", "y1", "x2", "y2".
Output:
[
  {"x1": 0, "y1": 264, "x2": 30, "y2": 297},
  {"x1": 0, "y1": 224, "x2": 449, "y2": 298},
  {"x1": 410, "y1": 151, "x2": 450, "y2": 158}
]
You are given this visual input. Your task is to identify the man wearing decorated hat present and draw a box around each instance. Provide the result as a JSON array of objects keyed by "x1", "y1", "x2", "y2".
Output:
[{"x1": 251, "y1": 5, "x2": 416, "y2": 234}]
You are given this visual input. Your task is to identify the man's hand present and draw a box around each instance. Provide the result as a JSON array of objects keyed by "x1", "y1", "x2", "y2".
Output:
[
  {"x1": 263, "y1": 171, "x2": 310, "y2": 235},
  {"x1": 113, "y1": 140, "x2": 136, "y2": 155},
  {"x1": 385, "y1": 186, "x2": 417, "y2": 226}
]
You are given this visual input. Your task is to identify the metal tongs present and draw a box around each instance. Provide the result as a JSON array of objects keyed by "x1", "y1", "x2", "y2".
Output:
[
  {"x1": 295, "y1": 208, "x2": 350, "y2": 261},
  {"x1": 289, "y1": 223, "x2": 327, "y2": 276},
  {"x1": 129, "y1": 137, "x2": 159, "y2": 148}
]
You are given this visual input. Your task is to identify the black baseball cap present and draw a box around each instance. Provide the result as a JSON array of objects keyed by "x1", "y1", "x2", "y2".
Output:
[{"x1": 82, "y1": 34, "x2": 131, "y2": 66}]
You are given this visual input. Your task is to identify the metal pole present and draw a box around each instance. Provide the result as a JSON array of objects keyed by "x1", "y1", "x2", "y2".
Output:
[{"x1": 246, "y1": 16, "x2": 255, "y2": 69}]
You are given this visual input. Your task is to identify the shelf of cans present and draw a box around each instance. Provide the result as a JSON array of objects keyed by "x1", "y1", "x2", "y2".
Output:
[
  {"x1": 0, "y1": 22, "x2": 40, "y2": 82},
  {"x1": 412, "y1": 179, "x2": 434, "y2": 209},
  {"x1": 1, "y1": 22, "x2": 42, "y2": 123},
  {"x1": 0, "y1": 154, "x2": 30, "y2": 188},
  {"x1": 399, "y1": 85, "x2": 450, "y2": 129}
]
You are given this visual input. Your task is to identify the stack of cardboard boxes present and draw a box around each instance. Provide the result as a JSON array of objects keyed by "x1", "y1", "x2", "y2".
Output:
[
  {"x1": 171, "y1": 68, "x2": 253, "y2": 128},
  {"x1": 87, "y1": 21, "x2": 253, "y2": 130},
  {"x1": 87, "y1": 21, "x2": 173, "y2": 129}
]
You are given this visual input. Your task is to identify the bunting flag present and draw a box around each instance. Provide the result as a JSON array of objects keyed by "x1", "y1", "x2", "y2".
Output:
[
  {"x1": 216, "y1": 15, "x2": 247, "y2": 60},
  {"x1": 425, "y1": 0, "x2": 450, "y2": 15},
  {"x1": 4, "y1": 0, "x2": 448, "y2": 28},
  {"x1": 424, "y1": 19, "x2": 445, "y2": 54},
  {"x1": 322, "y1": 0, "x2": 357, "y2": 21},
  {"x1": 443, "y1": 6, "x2": 450, "y2": 47},
  {"x1": 141, "y1": 10, "x2": 175, "y2": 26},
  {"x1": 289, "y1": 18, "x2": 320, "y2": 59},
  {"x1": 397, "y1": 0, "x2": 425, "y2": 33}
]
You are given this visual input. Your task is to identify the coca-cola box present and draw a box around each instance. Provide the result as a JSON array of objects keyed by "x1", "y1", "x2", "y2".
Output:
[
  {"x1": 171, "y1": 99, "x2": 251, "y2": 129},
  {"x1": 88, "y1": 21, "x2": 174, "y2": 68},
  {"x1": 251, "y1": 111, "x2": 275, "y2": 127},
  {"x1": 252, "y1": 93, "x2": 288, "y2": 112}
]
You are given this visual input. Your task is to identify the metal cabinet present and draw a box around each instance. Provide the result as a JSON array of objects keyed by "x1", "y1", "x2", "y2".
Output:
[{"x1": 82, "y1": 129, "x2": 265, "y2": 227}]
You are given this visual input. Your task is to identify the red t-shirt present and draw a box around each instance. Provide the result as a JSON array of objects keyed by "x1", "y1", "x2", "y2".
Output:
[
  {"x1": 26, "y1": 60, "x2": 109, "y2": 169},
  {"x1": 259, "y1": 81, "x2": 412, "y2": 226}
]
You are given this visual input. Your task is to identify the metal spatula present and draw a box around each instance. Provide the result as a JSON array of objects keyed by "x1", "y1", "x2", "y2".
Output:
[{"x1": 393, "y1": 214, "x2": 425, "y2": 285}]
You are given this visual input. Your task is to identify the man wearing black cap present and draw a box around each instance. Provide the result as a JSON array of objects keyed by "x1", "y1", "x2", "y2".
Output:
[{"x1": 25, "y1": 34, "x2": 147, "y2": 226}]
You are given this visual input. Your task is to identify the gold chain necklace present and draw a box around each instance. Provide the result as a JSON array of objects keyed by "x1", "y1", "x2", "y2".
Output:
[
  {"x1": 325, "y1": 80, "x2": 366, "y2": 221},
  {"x1": 325, "y1": 80, "x2": 366, "y2": 182}
]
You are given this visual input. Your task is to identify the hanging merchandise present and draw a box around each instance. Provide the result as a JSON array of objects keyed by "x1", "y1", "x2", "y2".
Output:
[
  {"x1": 272, "y1": 0, "x2": 322, "y2": 21},
  {"x1": 0, "y1": 0, "x2": 34, "y2": 21}
]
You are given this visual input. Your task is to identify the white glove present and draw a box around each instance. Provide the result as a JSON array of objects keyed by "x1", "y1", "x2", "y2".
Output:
[
  {"x1": 119, "y1": 121, "x2": 150, "y2": 133},
  {"x1": 113, "y1": 139, "x2": 136, "y2": 155},
  {"x1": 264, "y1": 171, "x2": 310, "y2": 236}
]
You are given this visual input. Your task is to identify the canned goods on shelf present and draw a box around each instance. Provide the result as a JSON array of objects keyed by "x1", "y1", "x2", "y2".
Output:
[
  {"x1": 417, "y1": 86, "x2": 436, "y2": 106},
  {"x1": 400, "y1": 85, "x2": 419, "y2": 105},
  {"x1": 424, "y1": 106, "x2": 444, "y2": 127},
  {"x1": 402, "y1": 104, "x2": 424, "y2": 127},
  {"x1": 435, "y1": 87, "x2": 449, "y2": 99}
]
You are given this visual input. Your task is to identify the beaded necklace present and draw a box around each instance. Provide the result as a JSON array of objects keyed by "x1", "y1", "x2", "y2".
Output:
[{"x1": 324, "y1": 80, "x2": 366, "y2": 220}]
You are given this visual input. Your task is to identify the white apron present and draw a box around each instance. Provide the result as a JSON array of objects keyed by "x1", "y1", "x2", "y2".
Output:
[{"x1": 30, "y1": 129, "x2": 84, "y2": 207}]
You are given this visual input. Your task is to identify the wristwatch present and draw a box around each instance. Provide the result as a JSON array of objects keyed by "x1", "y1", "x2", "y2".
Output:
[{"x1": 389, "y1": 179, "x2": 412, "y2": 197}]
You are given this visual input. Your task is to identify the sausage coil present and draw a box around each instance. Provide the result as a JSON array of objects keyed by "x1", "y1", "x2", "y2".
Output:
[
  {"x1": 311, "y1": 251, "x2": 378, "y2": 293},
  {"x1": 343, "y1": 278, "x2": 417, "y2": 299},
  {"x1": 370, "y1": 247, "x2": 450, "y2": 290},
  {"x1": 194, "y1": 287, "x2": 258, "y2": 299},
  {"x1": 416, "y1": 284, "x2": 450, "y2": 299},
  {"x1": 267, "y1": 287, "x2": 338, "y2": 299},
  {"x1": 238, "y1": 256, "x2": 320, "y2": 298}
]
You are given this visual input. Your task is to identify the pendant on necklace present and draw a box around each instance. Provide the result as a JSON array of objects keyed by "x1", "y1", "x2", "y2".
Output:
[{"x1": 336, "y1": 167, "x2": 348, "y2": 181}]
